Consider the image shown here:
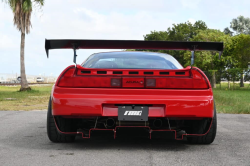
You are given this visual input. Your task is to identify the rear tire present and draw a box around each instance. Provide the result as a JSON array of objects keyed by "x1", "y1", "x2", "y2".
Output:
[
  {"x1": 47, "y1": 97, "x2": 76, "y2": 143},
  {"x1": 187, "y1": 104, "x2": 217, "y2": 144}
]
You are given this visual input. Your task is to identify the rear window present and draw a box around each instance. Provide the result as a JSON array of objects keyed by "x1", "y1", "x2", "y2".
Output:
[{"x1": 82, "y1": 52, "x2": 183, "y2": 69}]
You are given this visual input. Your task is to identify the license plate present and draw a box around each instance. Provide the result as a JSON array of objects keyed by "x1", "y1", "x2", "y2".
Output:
[{"x1": 118, "y1": 106, "x2": 148, "y2": 121}]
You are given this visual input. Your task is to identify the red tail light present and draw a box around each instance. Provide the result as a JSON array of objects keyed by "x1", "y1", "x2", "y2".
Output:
[
  {"x1": 57, "y1": 67, "x2": 208, "y2": 89},
  {"x1": 145, "y1": 69, "x2": 209, "y2": 89},
  {"x1": 58, "y1": 67, "x2": 122, "y2": 88},
  {"x1": 57, "y1": 67, "x2": 75, "y2": 87},
  {"x1": 191, "y1": 69, "x2": 209, "y2": 89}
]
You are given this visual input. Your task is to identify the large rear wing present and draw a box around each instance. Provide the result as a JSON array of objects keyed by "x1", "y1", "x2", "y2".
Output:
[{"x1": 45, "y1": 39, "x2": 223, "y2": 64}]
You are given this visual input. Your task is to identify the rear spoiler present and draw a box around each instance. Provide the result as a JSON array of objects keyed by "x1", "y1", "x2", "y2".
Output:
[{"x1": 45, "y1": 39, "x2": 223, "y2": 64}]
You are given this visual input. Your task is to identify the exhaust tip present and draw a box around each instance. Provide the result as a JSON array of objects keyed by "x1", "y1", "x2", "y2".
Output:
[
  {"x1": 106, "y1": 118, "x2": 115, "y2": 128},
  {"x1": 153, "y1": 119, "x2": 162, "y2": 128}
]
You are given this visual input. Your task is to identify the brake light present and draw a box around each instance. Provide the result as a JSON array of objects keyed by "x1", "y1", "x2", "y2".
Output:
[
  {"x1": 145, "y1": 69, "x2": 208, "y2": 89},
  {"x1": 57, "y1": 67, "x2": 208, "y2": 89},
  {"x1": 191, "y1": 69, "x2": 203, "y2": 79},
  {"x1": 58, "y1": 67, "x2": 122, "y2": 88},
  {"x1": 191, "y1": 69, "x2": 209, "y2": 89},
  {"x1": 57, "y1": 67, "x2": 75, "y2": 87}
]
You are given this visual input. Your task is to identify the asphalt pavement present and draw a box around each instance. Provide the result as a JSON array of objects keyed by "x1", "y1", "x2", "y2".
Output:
[{"x1": 0, "y1": 111, "x2": 249, "y2": 166}]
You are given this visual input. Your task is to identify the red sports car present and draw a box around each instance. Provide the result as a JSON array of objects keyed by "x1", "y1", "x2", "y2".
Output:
[{"x1": 45, "y1": 39, "x2": 223, "y2": 144}]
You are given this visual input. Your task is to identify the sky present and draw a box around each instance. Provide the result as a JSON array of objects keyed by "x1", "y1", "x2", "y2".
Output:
[{"x1": 1, "y1": 0, "x2": 250, "y2": 77}]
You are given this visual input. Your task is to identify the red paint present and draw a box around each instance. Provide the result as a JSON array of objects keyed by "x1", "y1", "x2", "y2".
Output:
[
  {"x1": 52, "y1": 85, "x2": 213, "y2": 118},
  {"x1": 51, "y1": 64, "x2": 215, "y2": 139},
  {"x1": 56, "y1": 65, "x2": 209, "y2": 89}
]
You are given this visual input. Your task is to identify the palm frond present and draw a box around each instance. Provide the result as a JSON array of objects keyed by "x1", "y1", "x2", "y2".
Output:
[{"x1": 3, "y1": 0, "x2": 44, "y2": 34}]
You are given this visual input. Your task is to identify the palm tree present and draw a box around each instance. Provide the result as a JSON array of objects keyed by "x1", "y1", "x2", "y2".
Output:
[{"x1": 3, "y1": 0, "x2": 44, "y2": 91}]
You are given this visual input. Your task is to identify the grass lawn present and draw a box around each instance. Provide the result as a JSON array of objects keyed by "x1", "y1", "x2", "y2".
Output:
[
  {"x1": 0, "y1": 83, "x2": 249, "y2": 113},
  {"x1": 0, "y1": 85, "x2": 52, "y2": 111},
  {"x1": 213, "y1": 83, "x2": 250, "y2": 114}
]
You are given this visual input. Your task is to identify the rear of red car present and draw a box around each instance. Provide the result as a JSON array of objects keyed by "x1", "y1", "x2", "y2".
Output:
[
  {"x1": 46, "y1": 40, "x2": 222, "y2": 144},
  {"x1": 53, "y1": 64, "x2": 213, "y2": 118}
]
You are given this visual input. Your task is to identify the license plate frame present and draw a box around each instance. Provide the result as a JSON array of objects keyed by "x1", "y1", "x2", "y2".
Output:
[{"x1": 118, "y1": 106, "x2": 148, "y2": 121}]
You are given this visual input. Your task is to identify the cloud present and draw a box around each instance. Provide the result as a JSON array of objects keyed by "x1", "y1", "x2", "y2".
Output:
[
  {"x1": 181, "y1": 0, "x2": 201, "y2": 9},
  {"x1": 1, "y1": 0, "x2": 250, "y2": 76},
  {"x1": 4, "y1": 2, "x2": 173, "y2": 76},
  {"x1": 188, "y1": 18, "x2": 196, "y2": 24},
  {"x1": 0, "y1": 33, "x2": 17, "y2": 49},
  {"x1": 70, "y1": 0, "x2": 180, "y2": 13}
]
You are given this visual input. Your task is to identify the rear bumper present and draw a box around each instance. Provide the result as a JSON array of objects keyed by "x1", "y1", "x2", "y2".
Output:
[{"x1": 52, "y1": 86, "x2": 214, "y2": 118}]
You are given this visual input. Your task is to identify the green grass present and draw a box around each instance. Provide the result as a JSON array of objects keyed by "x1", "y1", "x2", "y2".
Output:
[
  {"x1": 213, "y1": 83, "x2": 250, "y2": 114},
  {"x1": 0, "y1": 83, "x2": 249, "y2": 113},
  {"x1": 0, "y1": 85, "x2": 52, "y2": 111}
]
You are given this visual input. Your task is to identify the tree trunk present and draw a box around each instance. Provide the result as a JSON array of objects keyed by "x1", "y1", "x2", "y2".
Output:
[
  {"x1": 211, "y1": 71, "x2": 216, "y2": 88},
  {"x1": 228, "y1": 80, "x2": 230, "y2": 89},
  {"x1": 240, "y1": 71, "x2": 244, "y2": 87},
  {"x1": 20, "y1": 32, "x2": 31, "y2": 91}
]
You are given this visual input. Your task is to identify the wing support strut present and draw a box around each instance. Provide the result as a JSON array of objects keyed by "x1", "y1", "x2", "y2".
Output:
[
  {"x1": 190, "y1": 45, "x2": 223, "y2": 67},
  {"x1": 191, "y1": 45, "x2": 197, "y2": 67},
  {"x1": 72, "y1": 43, "x2": 79, "y2": 64}
]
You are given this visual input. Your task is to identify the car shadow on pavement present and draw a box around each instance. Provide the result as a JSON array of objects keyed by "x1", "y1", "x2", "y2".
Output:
[
  {"x1": 46, "y1": 131, "x2": 190, "y2": 151},
  {"x1": 71, "y1": 135, "x2": 189, "y2": 152},
  {"x1": 4, "y1": 123, "x2": 194, "y2": 152}
]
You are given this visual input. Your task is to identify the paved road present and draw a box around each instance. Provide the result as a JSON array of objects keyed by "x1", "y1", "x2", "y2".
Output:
[{"x1": 0, "y1": 111, "x2": 249, "y2": 166}]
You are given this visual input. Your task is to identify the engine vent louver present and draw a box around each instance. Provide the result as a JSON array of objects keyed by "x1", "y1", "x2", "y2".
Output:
[
  {"x1": 159, "y1": 72, "x2": 169, "y2": 75},
  {"x1": 81, "y1": 71, "x2": 91, "y2": 74},
  {"x1": 175, "y1": 72, "x2": 185, "y2": 75},
  {"x1": 113, "y1": 71, "x2": 123, "y2": 74},
  {"x1": 144, "y1": 72, "x2": 154, "y2": 75},
  {"x1": 129, "y1": 71, "x2": 139, "y2": 74},
  {"x1": 97, "y1": 71, "x2": 107, "y2": 74}
]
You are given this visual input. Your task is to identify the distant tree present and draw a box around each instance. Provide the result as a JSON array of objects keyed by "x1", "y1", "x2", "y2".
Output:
[
  {"x1": 142, "y1": 20, "x2": 208, "y2": 65},
  {"x1": 231, "y1": 16, "x2": 250, "y2": 35},
  {"x1": 230, "y1": 34, "x2": 250, "y2": 87},
  {"x1": 223, "y1": 16, "x2": 250, "y2": 87},
  {"x1": 3, "y1": 0, "x2": 44, "y2": 91},
  {"x1": 143, "y1": 31, "x2": 168, "y2": 41},
  {"x1": 224, "y1": 16, "x2": 250, "y2": 36},
  {"x1": 220, "y1": 55, "x2": 239, "y2": 89},
  {"x1": 167, "y1": 20, "x2": 207, "y2": 41},
  {"x1": 183, "y1": 29, "x2": 232, "y2": 88},
  {"x1": 136, "y1": 31, "x2": 168, "y2": 52},
  {"x1": 223, "y1": 27, "x2": 233, "y2": 36},
  {"x1": 244, "y1": 69, "x2": 250, "y2": 82},
  {"x1": 230, "y1": 68, "x2": 241, "y2": 90}
]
